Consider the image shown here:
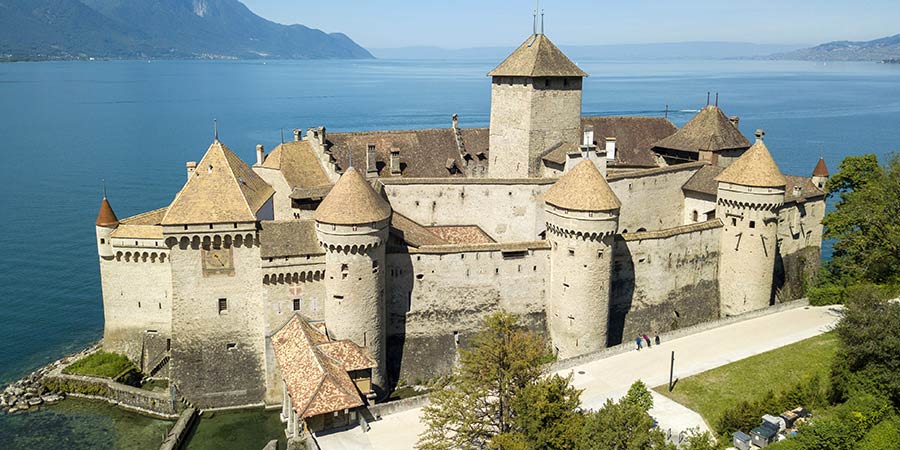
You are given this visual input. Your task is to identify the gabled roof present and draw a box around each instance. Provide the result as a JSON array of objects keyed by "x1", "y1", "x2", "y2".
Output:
[
  {"x1": 715, "y1": 138, "x2": 787, "y2": 188},
  {"x1": 812, "y1": 158, "x2": 830, "y2": 177},
  {"x1": 111, "y1": 207, "x2": 167, "y2": 239},
  {"x1": 581, "y1": 117, "x2": 678, "y2": 168},
  {"x1": 259, "y1": 220, "x2": 324, "y2": 259},
  {"x1": 272, "y1": 315, "x2": 375, "y2": 419},
  {"x1": 652, "y1": 106, "x2": 750, "y2": 154},
  {"x1": 260, "y1": 140, "x2": 332, "y2": 192},
  {"x1": 162, "y1": 140, "x2": 275, "y2": 225},
  {"x1": 314, "y1": 168, "x2": 392, "y2": 225},
  {"x1": 488, "y1": 34, "x2": 588, "y2": 78},
  {"x1": 96, "y1": 198, "x2": 119, "y2": 228},
  {"x1": 544, "y1": 160, "x2": 621, "y2": 212}
]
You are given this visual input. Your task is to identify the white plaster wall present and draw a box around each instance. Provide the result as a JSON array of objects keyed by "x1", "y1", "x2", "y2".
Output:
[
  {"x1": 683, "y1": 193, "x2": 717, "y2": 225},
  {"x1": 609, "y1": 167, "x2": 700, "y2": 233},
  {"x1": 253, "y1": 167, "x2": 293, "y2": 221}
]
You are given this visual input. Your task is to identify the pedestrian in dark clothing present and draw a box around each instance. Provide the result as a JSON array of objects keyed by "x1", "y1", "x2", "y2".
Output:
[
  {"x1": 635, "y1": 337, "x2": 643, "y2": 351},
  {"x1": 643, "y1": 334, "x2": 652, "y2": 348},
  {"x1": 655, "y1": 335, "x2": 661, "y2": 346}
]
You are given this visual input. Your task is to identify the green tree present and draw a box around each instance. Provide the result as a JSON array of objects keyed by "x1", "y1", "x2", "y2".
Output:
[
  {"x1": 679, "y1": 429, "x2": 716, "y2": 450},
  {"x1": 822, "y1": 153, "x2": 900, "y2": 284},
  {"x1": 417, "y1": 311, "x2": 556, "y2": 450},
  {"x1": 831, "y1": 297, "x2": 900, "y2": 405},
  {"x1": 494, "y1": 374, "x2": 585, "y2": 450},
  {"x1": 579, "y1": 381, "x2": 673, "y2": 450},
  {"x1": 622, "y1": 380, "x2": 654, "y2": 412}
]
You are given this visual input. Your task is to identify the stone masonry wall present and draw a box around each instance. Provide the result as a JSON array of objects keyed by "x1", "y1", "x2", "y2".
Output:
[
  {"x1": 385, "y1": 247, "x2": 548, "y2": 384},
  {"x1": 609, "y1": 222, "x2": 722, "y2": 346},
  {"x1": 608, "y1": 164, "x2": 702, "y2": 234},
  {"x1": 775, "y1": 199, "x2": 825, "y2": 301}
]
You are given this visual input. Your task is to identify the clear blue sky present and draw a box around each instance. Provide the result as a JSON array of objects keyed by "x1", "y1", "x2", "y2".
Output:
[{"x1": 240, "y1": 0, "x2": 900, "y2": 49}]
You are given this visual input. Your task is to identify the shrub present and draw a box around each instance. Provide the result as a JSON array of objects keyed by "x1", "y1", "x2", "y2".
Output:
[{"x1": 63, "y1": 351, "x2": 138, "y2": 379}]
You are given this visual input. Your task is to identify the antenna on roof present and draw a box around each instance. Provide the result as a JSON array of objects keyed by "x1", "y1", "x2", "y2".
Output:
[
  {"x1": 706, "y1": 92, "x2": 710, "y2": 106},
  {"x1": 665, "y1": 104, "x2": 669, "y2": 119},
  {"x1": 214, "y1": 118, "x2": 219, "y2": 141},
  {"x1": 541, "y1": 9, "x2": 545, "y2": 35},
  {"x1": 715, "y1": 92, "x2": 719, "y2": 107},
  {"x1": 533, "y1": 0, "x2": 538, "y2": 35},
  {"x1": 281, "y1": 128, "x2": 285, "y2": 145}
]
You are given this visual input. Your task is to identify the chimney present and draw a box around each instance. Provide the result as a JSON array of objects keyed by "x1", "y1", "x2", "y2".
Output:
[
  {"x1": 793, "y1": 185, "x2": 802, "y2": 197},
  {"x1": 186, "y1": 161, "x2": 197, "y2": 180},
  {"x1": 255, "y1": 144, "x2": 265, "y2": 166},
  {"x1": 318, "y1": 126, "x2": 326, "y2": 145},
  {"x1": 366, "y1": 143, "x2": 378, "y2": 177},
  {"x1": 452, "y1": 114, "x2": 459, "y2": 130},
  {"x1": 605, "y1": 137, "x2": 617, "y2": 161},
  {"x1": 293, "y1": 129, "x2": 302, "y2": 142},
  {"x1": 390, "y1": 148, "x2": 401, "y2": 176},
  {"x1": 583, "y1": 126, "x2": 594, "y2": 147},
  {"x1": 729, "y1": 116, "x2": 740, "y2": 128},
  {"x1": 755, "y1": 129, "x2": 765, "y2": 143}
]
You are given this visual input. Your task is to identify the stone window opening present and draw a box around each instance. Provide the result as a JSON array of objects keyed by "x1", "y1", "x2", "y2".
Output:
[
  {"x1": 138, "y1": 301, "x2": 141, "y2": 308},
  {"x1": 568, "y1": 316, "x2": 575, "y2": 327},
  {"x1": 731, "y1": 218, "x2": 737, "y2": 226},
  {"x1": 363, "y1": 332, "x2": 368, "y2": 347},
  {"x1": 341, "y1": 264, "x2": 349, "y2": 279},
  {"x1": 293, "y1": 299, "x2": 301, "y2": 311},
  {"x1": 749, "y1": 220, "x2": 756, "y2": 229},
  {"x1": 372, "y1": 260, "x2": 379, "y2": 274},
  {"x1": 218, "y1": 298, "x2": 227, "y2": 314},
  {"x1": 495, "y1": 268, "x2": 500, "y2": 275},
  {"x1": 568, "y1": 248, "x2": 575, "y2": 257},
  {"x1": 100, "y1": 238, "x2": 105, "y2": 244},
  {"x1": 692, "y1": 210, "x2": 699, "y2": 222},
  {"x1": 334, "y1": 295, "x2": 344, "y2": 302},
  {"x1": 454, "y1": 331, "x2": 460, "y2": 347},
  {"x1": 158, "y1": 303, "x2": 162, "y2": 310},
  {"x1": 226, "y1": 343, "x2": 237, "y2": 351}
]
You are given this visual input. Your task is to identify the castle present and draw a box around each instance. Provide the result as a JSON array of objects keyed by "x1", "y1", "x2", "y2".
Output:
[{"x1": 93, "y1": 32, "x2": 828, "y2": 434}]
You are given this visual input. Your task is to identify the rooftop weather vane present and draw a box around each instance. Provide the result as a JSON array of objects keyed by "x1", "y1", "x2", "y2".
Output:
[
  {"x1": 102, "y1": 178, "x2": 107, "y2": 199},
  {"x1": 533, "y1": 0, "x2": 539, "y2": 35},
  {"x1": 214, "y1": 118, "x2": 218, "y2": 141}
]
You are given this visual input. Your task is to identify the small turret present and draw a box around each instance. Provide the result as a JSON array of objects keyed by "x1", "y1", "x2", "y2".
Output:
[
  {"x1": 812, "y1": 157, "x2": 829, "y2": 190},
  {"x1": 96, "y1": 196, "x2": 119, "y2": 259},
  {"x1": 544, "y1": 160, "x2": 620, "y2": 358},
  {"x1": 315, "y1": 168, "x2": 391, "y2": 395},
  {"x1": 715, "y1": 130, "x2": 786, "y2": 316}
]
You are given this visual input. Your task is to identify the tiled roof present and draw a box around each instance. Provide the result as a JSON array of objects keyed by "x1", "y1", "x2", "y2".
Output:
[
  {"x1": 259, "y1": 220, "x2": 323, "y2": 259},
  {"x1": 544, "y1": 160, "x2": 621, "y2": 212},
  {"x1": 326, "y1": 127, "x2": 487, "y2": 178},
  {"x1": 715, "y1": 139, "x2": 787, "y2": 188},
  {"x1": 317, "y1": 341, "x2": 377, "y2": 372},
  {"x1": 272, "y1": 315, "x2": 372, "y2": 419},
  {"x1": 652, "y1": 106, "x2": 750, "y2": 154},
  {"x1": 428, "y1": 225, "x2": 495, "y2": 245},
  {"x1": 541, "y1": 142, "x2": 581, "y2": 166},
  {"x1": 812, "y1": 158, "x2": 829, "y2": 177},
  {"x1": 581, "y1": 117, "x2": 677, "y2": 168},
  {"x1": 261, "y1": 140, "x2": 332, "y2": 192},
  {"x1": 96, "y1": 198, "x2": 119, "y2": 227},
  {"x1": 784, "y1": 175, "x2": 826, "y2": 203},
  {"x1": 162, "y1": 140, "x2": 275, "y2": 225},
  {"x1": 314, "y1": 168, "x2": 392, "y2": 225},
  {"x1": 488, "y1": 34, "x2": 588, "y2": 78},
  {"x1": 682, "y1": 165, "x2": 724, "y2": 196},
  {"x1": 111, "y1": 208, "x2": 167, "y2": 239},
  {"x1": 390, "y1": 212, "x2": 447, "y2": 247}
]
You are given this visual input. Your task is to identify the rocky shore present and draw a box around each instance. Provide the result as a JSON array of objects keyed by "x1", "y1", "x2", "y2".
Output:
[{"x1": 1, "y1": 344, "x2": 98, "y2": 414}]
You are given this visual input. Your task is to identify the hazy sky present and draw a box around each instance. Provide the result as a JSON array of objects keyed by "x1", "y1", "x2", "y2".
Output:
[{"x1": 240, "y1": 0, "x2": 900, "y2": 49}]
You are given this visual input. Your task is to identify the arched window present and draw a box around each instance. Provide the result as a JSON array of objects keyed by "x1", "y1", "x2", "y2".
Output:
[{"x1": 691, "y1": 210, "x2": 699, "y2": 222}]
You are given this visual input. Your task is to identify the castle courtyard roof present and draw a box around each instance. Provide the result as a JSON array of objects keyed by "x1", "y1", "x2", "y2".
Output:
[
  {"x1": 272, "y1": 315, "x2": 375, "y2": 419},
  {"x1": 314, "y1": 168, "x2": 392, "y2": 225},
  {"x1": 488, "y1": 34, "x2": 588, "y2": 78},
  {"x1": 652, "y1": 105, "x2": 750, "y2": 154},
  {"x1": 96, "y1": 198, "x2": 119, "y2": 228},
  {"x1": 110, "y1": 207, "x2": 167, "y2": 239},
  {"x1": 162, "y1": 140, "x2": 275, "y2": 225},
  {"x1": 812, "y1": 157, "x2": 830, "y2": 177},
  {"x1": 714, "y1": 137, "x2": 787, "y2": 188},
  {"x1": 581, "y1": 117, "x2": 678, "y2": 168},
  {"x1": 544, "y1": 160, "x2": 621, "y2": 212},
  {"x1": 259, "y1": 220, "x2": 324, "y2": 259},
  {"x1": 261, "y1": 140, "x2": 332, "y2": 195}
]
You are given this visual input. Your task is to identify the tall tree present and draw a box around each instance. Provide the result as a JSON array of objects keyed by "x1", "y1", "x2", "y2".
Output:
[
  {"x1": 579, "y1": 381, "x2": 674, "y2": 450},
  {"x1": 823, "y1": 153, "x2": 900, "y2": 284},
  {"x1": 417, "y1": 311, "x2": 555, "y2": 450}
]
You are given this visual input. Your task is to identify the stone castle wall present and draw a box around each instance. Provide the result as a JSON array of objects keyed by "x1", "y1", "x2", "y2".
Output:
[
  {"x1": 608, "y1": 164, "x2": 704, "y2": 233},
  {"x1": 609, "y1": 221, "x2": 722, "y2": 345},
  {"x1": 775, "y1": 200, "x2": 826, "y2": 301},
  {"x1": 384, "y1": 244, "x2": 549, "y2": 384},
  {"x1": 168, "y1": 230, "x2": 267, "y2": 409}
]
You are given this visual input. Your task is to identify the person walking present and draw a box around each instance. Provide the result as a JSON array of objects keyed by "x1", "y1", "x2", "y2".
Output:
[
  {"x1": 635, "y1": 336, "x2": 643, "y2": 351},
  {"x1": 643, "y1": 334, "x2": 652, "y2": 348},
  {"x1": 654, "y1": 335, "x2": 661, "y2": 346}
]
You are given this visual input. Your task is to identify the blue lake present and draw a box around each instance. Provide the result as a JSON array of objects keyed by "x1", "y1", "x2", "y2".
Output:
[{"x1": 1, "y1": 57, "x2": 899, "y2": 444}]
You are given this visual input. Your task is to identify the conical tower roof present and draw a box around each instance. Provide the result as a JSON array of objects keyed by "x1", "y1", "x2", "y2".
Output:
[
  {"x1": 715, "y1": 134, "x2": 787, "y2": 188},
  {"x1": 96, "y1": 197, "x2": 119, "y2": 227},
  {"x1": 314, "y1": 168, "x2": 392, "y2": 225},
  {"x1": 488, "y1": 34, "x2": 588, "y2": 78},
  {"x1": 544, "y1": 160, "x2": 621, "y2": 212},
  {"x1": 812, "y1": 157, "x2": 829, "y2": 177},
  {"x1": 162, "y1": 140, "x2": 275, "y2": 225},
  {"x1": 653, "y1": 105, "x2": 750, "y2": 153}
]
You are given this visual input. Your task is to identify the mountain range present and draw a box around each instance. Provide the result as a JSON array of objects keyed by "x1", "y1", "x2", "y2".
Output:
[
  {"x1": 0, "y1": 0, "x2": 372, "y2": 61},
  {"x1": 772, "y1": 34, "x2": 900, "y2": 61}
]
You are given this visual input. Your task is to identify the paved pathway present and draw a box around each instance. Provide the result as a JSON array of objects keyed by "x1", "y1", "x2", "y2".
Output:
[{"x1": 318, "y1": 305, "x2": 843, "y2": 450}]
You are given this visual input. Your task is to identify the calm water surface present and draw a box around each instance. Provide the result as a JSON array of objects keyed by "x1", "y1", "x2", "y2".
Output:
[{"x1": 1, "y1": 57, "x2": 899, "y2": 445}]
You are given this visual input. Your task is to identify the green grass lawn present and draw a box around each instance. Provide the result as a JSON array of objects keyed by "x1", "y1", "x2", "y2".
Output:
[
  {"x1": 63, "y1": 351, "x2": 138, "y2": 379},
  {"x1": 654, "y1": 332, "x2": 839, "y2": 426}
]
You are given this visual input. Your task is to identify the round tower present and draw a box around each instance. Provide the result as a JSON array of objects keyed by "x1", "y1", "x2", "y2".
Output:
[
  {"x1": 314, "y1": 168, "x2": 391, "y2": 394},
  {"x1": 96, "y1": 196, "x2": 119, "y2": 259},
  {"x1": 812, "y1": 156, "x2": 830, "y2": 190},
  {"x1": 544, "y1": 160, "x2": 621, "y2": 359},
  {"x1": 715, "y1": 130, "x2": 786, "y2": 316}
]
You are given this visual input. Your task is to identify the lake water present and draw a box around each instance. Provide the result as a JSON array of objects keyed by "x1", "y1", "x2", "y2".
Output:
[{"x1": 1, "y1": 57, "x2": 900, "y2": 445}]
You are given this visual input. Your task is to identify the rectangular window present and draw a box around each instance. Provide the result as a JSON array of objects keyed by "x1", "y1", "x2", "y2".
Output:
[
  {"x1": 372, "y1": 260, "x2": 379, "y2": 273},
  {"x1": 341, "y1": 263, "x2": 349, "y2": 279},
  {"x1": 568, "y1": 249, "x2": 575, "y2": 257},
  {"x1": 218, "y1": 298, "x2": 227, "y2": 313},
  {"x1": 293, "y1": 299, "x2": 301, "y2": 311},
  {"x1": 100, "y1": 238, "x2": 105, "y2": 244},
  {"x1": 749, "y1": 221, "x2": 756, "y2": 229},
  {"x1": 731, "y1": 218, "x2": 737, "y2": 226}
]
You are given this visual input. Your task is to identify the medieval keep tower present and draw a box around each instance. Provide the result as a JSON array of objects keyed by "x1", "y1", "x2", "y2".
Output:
[
  {"x1": 544, "y1": 160, "x2": 621, "y2": 359},
  {"x1": 314, "y1": 168, "x2": 391, "y2": 394},
  {"x1": 488, "y1": 33, "x2": 588, "y2": 178},
  {"x1": 715, "y1": 130, "x2": 787, "y2": 316}
]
